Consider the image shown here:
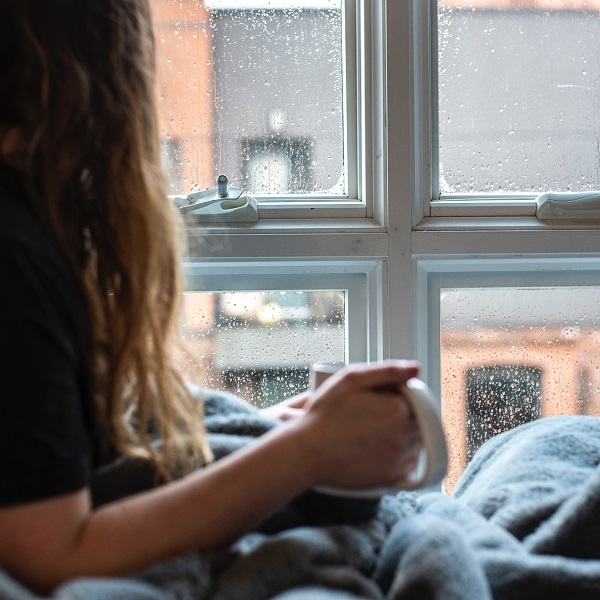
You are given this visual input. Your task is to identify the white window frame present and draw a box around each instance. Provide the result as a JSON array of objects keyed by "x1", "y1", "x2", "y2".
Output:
[
  {"x1": 182, "y1": 260, "x2": 387, "y2": 363},
  {"x1": 198, "y1": 0, "x2": 365, "y2": 218},
  {"x1": 424, "y1": 1, "x2": 600, "y2": 220},
  {"x1": 184, "y1": 0, "x2": 600, "y2": 407}
]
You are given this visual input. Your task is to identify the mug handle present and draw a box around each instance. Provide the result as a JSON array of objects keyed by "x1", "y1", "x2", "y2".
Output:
[{"x1": 396, "y1": 378, "x2": 448, "y2": 490}]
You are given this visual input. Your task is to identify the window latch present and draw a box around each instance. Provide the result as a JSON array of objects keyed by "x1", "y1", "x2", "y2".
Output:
[
  {"x1": 173, "y1": 175, "x2": 259, "y2": 223},
  {"x1": 536, "y1": 191, "x2": 600, "y2": 220}
]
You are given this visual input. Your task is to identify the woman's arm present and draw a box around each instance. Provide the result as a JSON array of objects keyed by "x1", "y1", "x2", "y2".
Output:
[{"x1": 0, "y1": 361, "x2": 421, "y2": 594}]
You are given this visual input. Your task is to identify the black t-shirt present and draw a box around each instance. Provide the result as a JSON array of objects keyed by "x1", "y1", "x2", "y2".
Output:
[{"x1": 0, "y1": 166, "x2": 97, "y2": 506}]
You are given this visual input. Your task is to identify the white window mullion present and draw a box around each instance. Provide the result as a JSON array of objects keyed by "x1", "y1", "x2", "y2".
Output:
[
  {"x1": 384, "y1": 0, "x2": 425, "y2": 364},
  {"x1": 182, "y1": 261, "x2": 386, "y2": 364}
]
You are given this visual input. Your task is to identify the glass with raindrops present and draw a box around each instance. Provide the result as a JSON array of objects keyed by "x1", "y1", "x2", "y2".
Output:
[
  {"x1": 441, "y1": 286, "x2": 600, "y2": 490},
  {"x1": 438, "y1": 1, "x2": 600, "y2": 194},
  {"x1": 178, "y1": 290, "x2": 346, "y2": 407},
  {"x1": 150, "y1": 0, "x2": 345, "y2": 197}
]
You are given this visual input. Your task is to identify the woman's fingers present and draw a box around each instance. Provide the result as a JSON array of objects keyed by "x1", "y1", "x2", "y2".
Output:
[
  {"x1": 301, "y1": 362, "x2": 426, "y2": 489},
  {"x1": 316, "y1": 360, "x2": 420, "y2": 399},
  {"x1": 261, "y1": 392, "x2": 312, "y2": 421}
]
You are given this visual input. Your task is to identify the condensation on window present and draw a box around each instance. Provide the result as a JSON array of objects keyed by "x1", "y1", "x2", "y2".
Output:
[
  {"x1": 149, "y1": 0, "x2": 345, "y2": 197},
  {"x1": 178, "y1": 290, "x2": 345, "y2": 408},
  {"x1": 438, "y1": 0, "x2": 600, "y2": 194},
  {"x1": 440, "y1": 287, "x2": 600, "y2": 489}
]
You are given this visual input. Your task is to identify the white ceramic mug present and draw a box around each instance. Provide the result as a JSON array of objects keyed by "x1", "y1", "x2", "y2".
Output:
[{"x1": 310, "y1": 362, "x2": 448, "y2": 498}]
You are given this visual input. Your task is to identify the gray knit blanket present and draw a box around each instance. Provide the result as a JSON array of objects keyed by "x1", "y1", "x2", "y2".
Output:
[{"x1": 3, "y1": 390, "x2": 600, "y2": 600}]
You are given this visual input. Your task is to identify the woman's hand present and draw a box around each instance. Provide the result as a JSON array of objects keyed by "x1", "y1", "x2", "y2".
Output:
[{"x1": 295, "y1": 360, "x2": 423, "y2": 490}]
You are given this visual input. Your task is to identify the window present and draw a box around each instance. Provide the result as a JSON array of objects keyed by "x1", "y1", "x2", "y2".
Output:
[
  {"x1": 437, "y1": 2, "x2": 600, "y2": 196},
  {"x1": 152, "y1": 0, "x2": 600, "y2": 488},
  {"x1": 425, "y1": 269, "x2": 600, "y2": 489},
  {"x1": 151, "y1": 0, "x2": 352, "y2": 205},
  {"x1": 181, "y1": 289, "x2": 345, "y2": 407},
  {"x1": 180, "y1": 264, "x2": 378, "y2": 406}
]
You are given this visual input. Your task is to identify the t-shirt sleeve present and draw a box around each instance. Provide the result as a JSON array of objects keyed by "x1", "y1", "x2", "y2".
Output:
[{"x1": 0, "y1": 234, "x2": 93, "y2": 506}]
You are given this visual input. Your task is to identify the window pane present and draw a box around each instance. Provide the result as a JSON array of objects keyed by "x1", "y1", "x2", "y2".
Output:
[
  {"x1": 150, "y1": 0, "x2": 345, "y2": 197},
  {"x1": 179, "y1": 290, "x2": 345, "y2": 407},
  {"x1": 441, "y1": 287, "x2": 600, "y2": 489},
  {"x1": 438, "y1": 1, "x2": 600, "y2": 194}
]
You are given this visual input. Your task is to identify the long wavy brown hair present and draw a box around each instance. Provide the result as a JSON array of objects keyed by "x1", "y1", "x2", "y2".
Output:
[{"x1": 0, "y1": 0, "x2": 213, "y2": 478}]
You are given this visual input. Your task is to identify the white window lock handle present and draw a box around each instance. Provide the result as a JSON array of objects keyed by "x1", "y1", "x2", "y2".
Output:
[
  {"x1": 536, "y1": 191, "x2": 600, "y2": 220},
  {"x1": 174, "y1": 175, "x2": 259, "y2": 223}
]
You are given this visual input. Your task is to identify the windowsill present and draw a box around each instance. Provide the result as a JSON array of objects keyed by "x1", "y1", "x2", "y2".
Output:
[
  {"x1": 184, "y1": 218, "x2": 389, "y2": 260},
  {"x1": 181, "y1": 211, "x2": 600, "y2": 261},
  {"x1": 412, "y1": 217, "x2": 600, "y2": 257},
  {"x1": 417, "y1": 216, "x2": 600, "y2": 231},
  {"x1": 175, "y1": 198, "x2": 368, "y2": 223},
  {"x1": 185, "y1": 217, "x2": 387, "y2": 235}
]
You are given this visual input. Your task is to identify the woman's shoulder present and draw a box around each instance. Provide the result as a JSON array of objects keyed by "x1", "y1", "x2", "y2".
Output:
[{"x1": 0, "y1": 173, "x2": 79, "y2": 307}]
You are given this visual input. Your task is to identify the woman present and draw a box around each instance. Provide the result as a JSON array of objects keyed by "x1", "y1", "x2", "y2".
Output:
[{"x1": 0, "y1": 1, "x2": 421, "y2": 593}]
